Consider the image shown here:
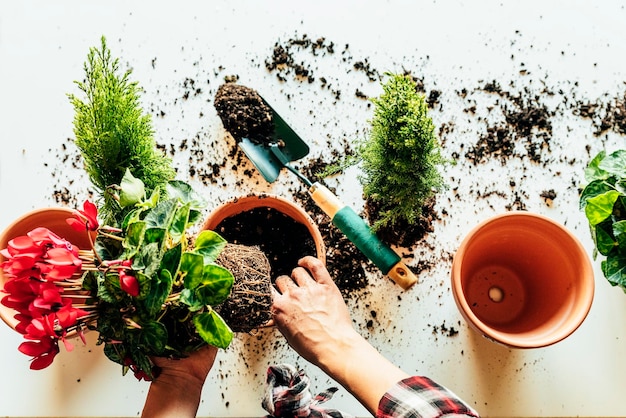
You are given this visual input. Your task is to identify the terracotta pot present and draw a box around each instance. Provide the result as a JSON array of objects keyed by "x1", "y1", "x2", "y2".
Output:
[
  {"x1": 0, "y1": 208, "x2": 93, "y2": 332},
  {"x1": 203, "y1": 194, "x2": 326, "y2": 265},
  {"x1": 451, "y1": 212, "x2": 594, "y2": 348}
]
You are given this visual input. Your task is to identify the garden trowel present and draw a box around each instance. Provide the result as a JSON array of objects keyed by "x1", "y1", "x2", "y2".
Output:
[{"x1": 237, "y1": 97, "x2": 418, "y2": 290}]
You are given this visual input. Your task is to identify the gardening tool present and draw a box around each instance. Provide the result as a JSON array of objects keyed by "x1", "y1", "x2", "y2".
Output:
[{"x1": 235, "y1": 96, "x2": 418, "y2": 290}]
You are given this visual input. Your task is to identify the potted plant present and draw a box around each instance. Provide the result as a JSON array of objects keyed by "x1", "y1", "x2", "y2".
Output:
[
  {"x1": 580, "y1": 149, "x2": 626, "y2": 291},
  {"x1": 0, "y1": 172, "x2": 241, "y2": 378},
  {"x1": 324, "y1": 72, "x2": 447, "y2": 247}
]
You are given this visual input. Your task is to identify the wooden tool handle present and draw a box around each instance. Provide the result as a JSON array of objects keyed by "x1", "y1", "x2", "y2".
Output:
[{"x1": 309, "y1": 182, "x2": 417, "y2": 290}]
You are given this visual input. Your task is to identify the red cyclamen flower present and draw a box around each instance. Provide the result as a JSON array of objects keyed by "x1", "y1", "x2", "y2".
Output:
[
  {"x1": 19, "y1": 337, "x2": 60, "y2": 370},
  {"x1": 120, "y1": 271, "x2": 139, "y2": 297},
  {"x1": 0, "y1": 228, "x2": 82, "y2": 282},
  {"x1": 67, "y1": 200, "x2": 100, "y2": 232}
]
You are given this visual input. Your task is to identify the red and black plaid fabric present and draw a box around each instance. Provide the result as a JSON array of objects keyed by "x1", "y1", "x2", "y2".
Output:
[
  {"x1": 262, "y1": 364, "x2": 352, "y2": 418},
  {"x1": 377, "y1": 376, "x2": 480, "y2": 418}
]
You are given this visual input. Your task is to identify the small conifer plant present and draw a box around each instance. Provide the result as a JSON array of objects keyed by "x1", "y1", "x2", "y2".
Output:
[
  {"x1": 359, "y1": 73, "x2": 446, "y2": 233},
  {"x1": 68, "y1": 36, "x2": 175, "y2": 223}
]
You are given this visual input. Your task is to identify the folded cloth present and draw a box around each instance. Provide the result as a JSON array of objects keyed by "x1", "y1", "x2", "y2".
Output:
[{"x1": 262, "y1": 363, "x2": 352, "y2": 418}]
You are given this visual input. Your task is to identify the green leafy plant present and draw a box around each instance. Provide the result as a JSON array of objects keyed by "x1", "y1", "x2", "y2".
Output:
[
  {"x1": 68, "y1": 36, "x2": 175, "y2": 223},
  {"x1": 90, "y1": 171, "x2": 234, "y2": 378},
  {"x1": 580, "y1": 149, "x2": 626, "y2": 291},
  {"x1": 351, "y1": 73, "x2": 446, "y2": 232}
]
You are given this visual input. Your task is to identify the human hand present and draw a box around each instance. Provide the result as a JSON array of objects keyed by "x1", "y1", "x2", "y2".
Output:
[
  {"x1": 271, "y1": 256, "x2": 360, "y2": 369},
  {"x1": 151, "y1": 344, "x2": 218, "y2": 385},
  {"x1": 142, "y1": 344, "x2": 218, "y2": 418}
]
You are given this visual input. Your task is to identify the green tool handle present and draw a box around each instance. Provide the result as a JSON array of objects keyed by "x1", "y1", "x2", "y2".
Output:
[{"x1": 309, "y1": 182, "x2": 417, "y2": 290}]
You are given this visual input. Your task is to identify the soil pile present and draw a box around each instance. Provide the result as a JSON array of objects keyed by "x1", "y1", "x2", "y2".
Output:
[{"x1": 214, "y1": 83, "x2": 274, "y2": 144}]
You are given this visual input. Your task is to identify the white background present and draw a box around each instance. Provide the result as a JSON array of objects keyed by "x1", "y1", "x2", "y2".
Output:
[{"x1": 1, "y1": 1, "x2": 626, "y2": 416}]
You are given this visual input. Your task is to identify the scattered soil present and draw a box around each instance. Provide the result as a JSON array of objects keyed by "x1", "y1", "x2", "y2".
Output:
[
  {"x1": 214, "y1": 83, "x2": 274, "y2": 144},
  {"x1": 576, "y1": 91, "x2": 626, "y2": 136},
  {"x1": 462, "y1": 81, "x2": 554, "y2": 166},
  {"x1": 212, "y1": 207, "x2": 317, "y2": 278},
  {"x1": 215, "y1": 244, "x2": 273, "y2": 332}
]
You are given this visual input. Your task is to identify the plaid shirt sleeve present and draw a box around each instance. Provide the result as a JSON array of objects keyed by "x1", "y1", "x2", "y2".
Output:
[{"x1": 377, "y1": 376, "x2": 480, "y2": 418}]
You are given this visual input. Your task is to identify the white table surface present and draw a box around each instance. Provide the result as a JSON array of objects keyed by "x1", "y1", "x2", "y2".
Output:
[{"x1": 1, "y1": 1, "x2": 626, "y2": 416}]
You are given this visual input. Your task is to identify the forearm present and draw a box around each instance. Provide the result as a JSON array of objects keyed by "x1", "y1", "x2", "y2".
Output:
[
  {"x1": 142, "y1": 372, "x2": 205, "y2": 418},
  {"x1": 317, "y1": 331, "x2": 410, "y2": 415}
]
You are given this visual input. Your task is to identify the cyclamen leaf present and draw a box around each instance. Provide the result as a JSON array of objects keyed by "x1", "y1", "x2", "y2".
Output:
[
  {"x1": 123, "y1": 221, "x2": 146, "y2": 255},
  {"x1": 193, "y1": 230, "x2": 227, "y2": 263},
  {"x1": 144, "y1": 199, "x2": 176, "y2": 229},
  {"x1": 104, "y1": 343, "x2": 126, "y2": 366},
  {"x1": 138, "y1": 242, "x2": 161, "y2": 278},
  {"x1": 193, "y1": 310, "x2": 233, "y2": 349},
  {"x1": 102, "y1": 271, "x2": 124, "y2": 301},
  {"x1": 138, "y1": 321, "x2": 168, "y2": 354},
  {"x1": 181, "y1": 252, "x2": 205, "y2": 289},
  {"x1": 170, "y1": 203, "x2": 191, "y2": 245},
  {"x1": 193, "y1": 264, "x2": 234, "y2": 306},
  {"x1": 119, "y1": 169, "x2": 146, "y2": 207},
  {"x1": 144, "y1": 228, "x2": 165, "y2": 244},
  {"x1": 579, "y1": 179, "x2": 614, "y2": 211},
  {"x1": 585, "y1": 190, "x2": 620, "y2": 226},
  {"x1": 599, "y1": 150, "x2": 626, "y2": 178},
  {"x1": 584, "y1": 150, "x2": 608, "y2": 182},
  {"x1": 602, "y1": 253, "x2": 626, "y2": 291},
  {"x1": 595, "y1": 222, "x2": 617, "y2": 256},
  {"x1": 188, "y1": 209, "x2": 203, "y2": 226},
  {"x1": 144, "y1": 270, "x2": 173, "y2": 316},
  {"x1": 161, "y1": 244, "x2": 182, "y2": 278},
  {"x1": 179, "y1": 288, "x2": 204, "y2": 311},
  {"x1": 167, "y1": 180, "x2": 206, "y2": 210},
  {"x1": 135, "y1": 271, "x2": 152, "y2": 300},
  {"x1": 613, "y1": 220, "x2": 626, "y2": 247}
]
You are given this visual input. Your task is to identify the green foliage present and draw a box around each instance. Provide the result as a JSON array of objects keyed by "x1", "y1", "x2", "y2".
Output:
[
  {"x1": 581, "y1": 149, "x2": 626, "y2": 292},
  {"x1": 93, "y1": 174, "x2": 234, "y2": 379},
  {"x1": 359, "y1": 73, "x2": 446, "y2": 231},
  {"x1": 68, "y1": 36, "x2": 175, "y2": 223}
]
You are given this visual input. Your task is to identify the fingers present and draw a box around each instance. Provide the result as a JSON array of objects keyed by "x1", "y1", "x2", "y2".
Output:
[
  {"x1": 274, "y1": 274, "x2": 297, "y2": 293},
  {"x1": 298, "y1": 256, "x2": 334, "y2": 285},
  {"x1": 274, "y1": 257, "x2": 332, "y2": 291}
]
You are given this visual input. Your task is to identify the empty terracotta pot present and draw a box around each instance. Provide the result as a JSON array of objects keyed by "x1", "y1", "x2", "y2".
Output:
[
  {"x1": 203, "y1": 194, "x2": 326, "y2": 266},
  {"x1": 451, "y1": 212, "x2": 594, "y2": 348},
  {"x1": 0, "y1": 208, "x2": 93, "y2": 332}
]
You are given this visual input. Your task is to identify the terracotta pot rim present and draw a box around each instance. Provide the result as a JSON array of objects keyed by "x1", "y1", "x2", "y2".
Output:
[
  {"x1": 451, "y1": 211, "x2": 595, "y2": 348},
  {"x1": 203, "y1": 193, "x2": 326, "y2": 265}
]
